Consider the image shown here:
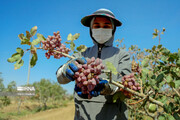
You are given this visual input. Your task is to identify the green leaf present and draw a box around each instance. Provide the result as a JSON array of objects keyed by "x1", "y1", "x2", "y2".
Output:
[
  {"x1": 169, "y1": 81, "x2": 175, "y2": 88},
  {"x1": 167, "y1": 114, "x2": 175, "y2": 120},
  {"x1": 70, "y1": 41, "x2": 75, "y2": 51},
  {"x1": 166, "y1": 74, "x2": 173, "y2": 83},
  {"x1": 177, "y1": 58, "x2": 180, "y2": 66},
  {"x1": 157, "y1": 44, "x2": 162, "y2": 49},
  {"x1": 18, "y1": 33, "x2": 25, "y2": 41},
  {"x1": 106, "y1": 61, "x2": 118, "y2": 75},
  {"x1": 37, "y1": 33, "x2": 46, "y2": 41},
  {"x1": 112, "y1": 91, "x2": 125, "y2": 103},
  {"x1": 158, "y1": 115, "x2": 166, "y2": 120},
  {"x1": 26, "y1": 31, "x2": 31, "y2": 39},
  {"x1": 14, "y1": 59, "x2": 24, "y2": 70},
  {"x1": 173, "y1": 112, "x2": 180, "y2": 120},
  {"x1": 7, "y1": 53, "x2": 21, "y2": 63},
  {"x1": 156, "y1": 73, "x2": 164, "y2": 83},
  {"x1": 67, "y1": 33, "x2": 73, "y2": 41},
  {"x1": 31, "y1": 39, "x2": 41, "y2": 45},
  {"x1": 178, "y1": 49, "x2": 180, "y2": 57},
  {"x1": 161, "y1": 55, "x2": 168, "y2": 63},
  {"x1": 65, "y1": 41, "x2": 71, "y2": 44},
  {"x1": 163, "y1": 104, "x2": 171, "y2": 113},
  {"x1": 16, "y1": 47, "x2": 24, "y2": 56},
  {"x1": 73, "y1": 33, "x2": 80, "y2": 40},
  {"x1": 174, "y1": 80, "x2": 180, "y2": 89},
  {"x1": 76, "y1": 45, "x2": 87, "y2": 52},
  {"x1": 141, "y1": 58, "x2": 149, "y2": 67},
  {"x1": 158, "y1": 96, "x2": 167, "y2": 104},
  {"x1": 30, "y1": 53, "x2": 38, "y2": 68},
  {"x1": 21, "y1": 38, "x2": 31, "y2": 45},
  {"x1": 154, "y1": 29, "x2": 158, "y2": 33},
  {"x1": 174, "y1": 96, "x2": 180, "y2": 104},
  {"x1": 30, "y1": 26, "x2": 37, "y2": 36},
  {"x1": 148, "y1": 104, "x2": 157, "y2": 113},
  {"x1": 162, "y1": 48, "x2": 170, "y2": 55},
  {"x1": 152, "y1": 45, "x2": 156, "y2": 51}
]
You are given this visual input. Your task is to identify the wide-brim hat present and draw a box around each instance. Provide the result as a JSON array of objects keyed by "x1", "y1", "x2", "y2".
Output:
[{"x1": 81, "y1": 8, "x2": 122, "y2": 27}]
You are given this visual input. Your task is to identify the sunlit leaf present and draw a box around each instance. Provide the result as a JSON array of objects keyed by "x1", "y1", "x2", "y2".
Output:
[
  {"x1": 148, "y1": 104, "x2": 157, "y2": 113},
  {"x1": 14, "y1": 59, "x2": 24, "y2": 70},
  {"x1": 158, "y1": 115, "x2": 166, "y2": 120},
  {"x1": 167, "y1": 114, "x2": 175, "y2": 120},
  {"x1": 67, "y1": 33, "x2": 73, "y2": 41},
  {"x1": 30, "y1": 26, "x2": 37, "y2": 36},
  {"x1": 7, "y1": 53, "x2": 21, "y2": 63},
  {"x1": 31, "y1": 39, "x2": 41, "y2": 45},
  {"x1": 106, "y1": 61, "x2": 118, "y2": 75},
  {"x1": 166, "y1": 74, "x2": 173, "y2": 83},
  {"x1": 73, "y1": 33, "x2": 80, "y2": 40},
  {"x1": 16, "y1": 47, "x2": 24, "y2": 56},
  {"x1": 37, "y1": 33, "x2": 46, "y2": 41},
  {"x1": 174, "y1": 80, "x2": 180, "y2": 89},
  {"x1": 141, "y1": 58, "x2": 149, "y2": 67},
  {"x1": 70, "y1": 41, "x2": 75, "y2": 51},
  {"x1": 76, "y1": 45, "x2": 87, "y2": 52},
  {"x1": 177, "y1": 58, "x2": 180, "y2": 66}
]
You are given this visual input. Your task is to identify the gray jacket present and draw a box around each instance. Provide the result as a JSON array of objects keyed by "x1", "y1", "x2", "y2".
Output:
[{"x1": 56, "y1": 35, "x2": 131, "y2": 120}]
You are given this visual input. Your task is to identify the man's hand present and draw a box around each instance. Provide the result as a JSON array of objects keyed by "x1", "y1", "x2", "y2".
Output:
[
  {"x1": 75, "y1": 79, "x2": 113, "y2": 99},
  {"x1": 63, "y1": 57, "x2": 87, "y2": 81}
]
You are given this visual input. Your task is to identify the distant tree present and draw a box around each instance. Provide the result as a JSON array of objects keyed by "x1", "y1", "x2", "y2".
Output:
[
  {"x1": 33, "y1": 79, "x2": 67, "y2": 110},
  {"x1": 7, "y1": 81, "x2": 16, "y2": 92},
  {"x1": 0, "y1": 73, "x2": 5, "y2": 92}
]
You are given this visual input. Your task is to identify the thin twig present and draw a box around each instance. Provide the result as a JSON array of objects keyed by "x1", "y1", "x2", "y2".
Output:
[
  {"x1": 172, "y1": 88, "x2": 180, "y2": 97},
  {"x1": 104, "y1": 78, "x2": 164, "y2": 107}
]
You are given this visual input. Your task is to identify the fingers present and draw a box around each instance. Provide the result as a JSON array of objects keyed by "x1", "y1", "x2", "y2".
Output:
[
  {"x1": 77, "y1": 91, "x2": 88, "y2": 99},
  {"x1": 76, "y1": 57, "x2": 87, "y2": 64},
  {"x1": 89, "y1": 91, "x2": 100, "y2": 97},
  {"x1": 99, "y1": 80, "x2": 108, "y2": 84}
]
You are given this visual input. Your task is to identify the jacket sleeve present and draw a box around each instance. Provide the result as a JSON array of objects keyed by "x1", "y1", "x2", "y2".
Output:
[
  {"x1": 56, "y1": 60, "x2": 72, "y2": 84},
  {"x1": 56, "y1": 52, "x2": 82, "y2": 84},
  {"x1": 108, "y1": 50, "x2": 132, "y2": 94}
]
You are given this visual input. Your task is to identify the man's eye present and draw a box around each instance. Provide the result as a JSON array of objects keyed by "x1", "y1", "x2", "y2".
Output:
[
  {"x1": 103, "y1": 26, "x2": 111, "y2": 28},
  {"x1": 94, "y1": 26, "x2": 100, "y2": 28}
]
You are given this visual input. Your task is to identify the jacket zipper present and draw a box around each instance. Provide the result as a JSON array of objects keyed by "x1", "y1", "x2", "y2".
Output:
[{"x1": 98, "y1": 46, "x2": 102, "y2": 58}]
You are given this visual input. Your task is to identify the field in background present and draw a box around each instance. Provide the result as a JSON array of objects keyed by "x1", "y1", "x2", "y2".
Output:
[{"x1": 0, "y1": 98, "x2": 74, "y2": 120}]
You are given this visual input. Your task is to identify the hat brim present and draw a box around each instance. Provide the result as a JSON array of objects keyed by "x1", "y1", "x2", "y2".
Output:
[{"x1": 81, "y1": 14, "x2": 122, "y2": 27}]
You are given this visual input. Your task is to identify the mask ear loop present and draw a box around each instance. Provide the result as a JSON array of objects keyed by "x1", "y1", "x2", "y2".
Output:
[
  {"x1": 109, "y1": 18, "x2": 116, "y2": 35},
  {"x1": 90, "y1": 17, "x2": 95, "y2": 29}
]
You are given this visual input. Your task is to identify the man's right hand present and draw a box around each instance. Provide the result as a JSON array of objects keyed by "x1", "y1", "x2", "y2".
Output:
[{"x1": 63, "y1": 57, "x2": 87, "y2": 81}]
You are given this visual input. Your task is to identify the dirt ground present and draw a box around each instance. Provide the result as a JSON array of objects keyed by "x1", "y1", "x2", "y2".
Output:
[{"x1": 19, "y1": 102, "x2": 75, "y2": 120}]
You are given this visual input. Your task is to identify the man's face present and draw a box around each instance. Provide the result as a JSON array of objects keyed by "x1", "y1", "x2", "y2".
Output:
[{"x1": 92, "y1": 17, "x2": 113, "y2": 29}]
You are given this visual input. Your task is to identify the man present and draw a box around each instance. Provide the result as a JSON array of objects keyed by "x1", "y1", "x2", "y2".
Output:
[{"x1": 56, "y1": 8, "x2": 131, "y2": 120}]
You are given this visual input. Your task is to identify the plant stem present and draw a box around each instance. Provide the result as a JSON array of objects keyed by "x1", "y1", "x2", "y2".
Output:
[
  {"x1": 104, "y1": 78, "x2": 164, "y2": 107},
  {"x1": 52, "y1": 50, "x2": 75, "y2": 59}
]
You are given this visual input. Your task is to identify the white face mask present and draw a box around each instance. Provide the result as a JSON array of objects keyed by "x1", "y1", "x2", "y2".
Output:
[{"x1": 92, "y1": 28, "x2": 112, "y2": 44}]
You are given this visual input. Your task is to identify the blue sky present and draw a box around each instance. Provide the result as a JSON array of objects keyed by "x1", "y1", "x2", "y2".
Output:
[{"x1": 1, "y1": 0, "x2": 180, "y2": 94}]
